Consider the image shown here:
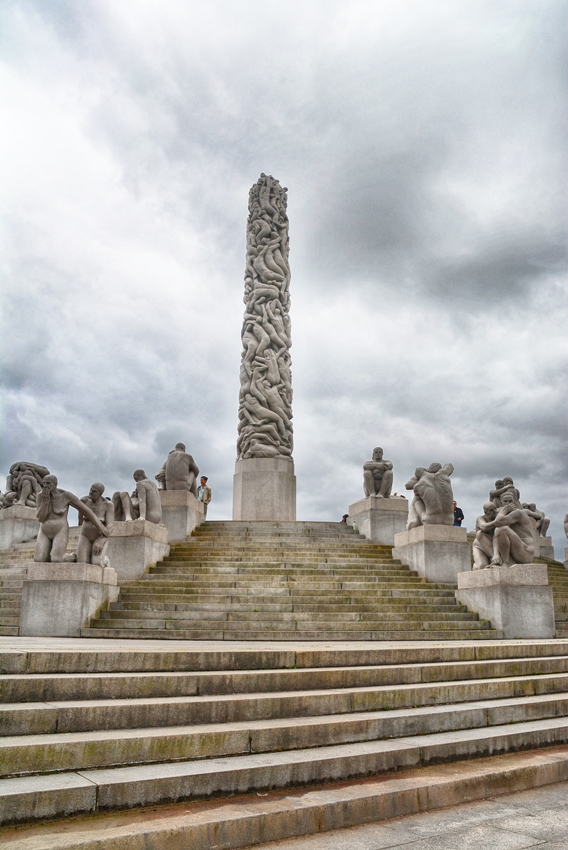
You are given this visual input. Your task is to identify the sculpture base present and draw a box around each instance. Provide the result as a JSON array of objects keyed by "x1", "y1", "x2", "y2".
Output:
[
  {"x1": 538, "y1": 536, "x2": 554, "y2": 560},
  {"x1": 233, "y1": 457, "x2": 296, "y2": 521},
  {"x1": 456, "y1": 564, "x2": 555, "y2": 639},
  {"x1": 19, "y1": 562, "x2": 118, "y2": 637},
  {"x1": 107, "y1": 520, "x2": 170, "y2": 581},
  {"x1": 565, "y1": 547, "x2": 568, "y2": 571},
  {"x1": 0, "y1": 505, "x2": 39, "y2": 550},
  {"x1": 347, "y1": 496, "x2": 408, "y2": 545},
  {"x1": 393, "y1": 525, "x2": 470, "y2": 584},
  {"x1": 159, "y1": 491, "x2": 204, "y2": 542}
]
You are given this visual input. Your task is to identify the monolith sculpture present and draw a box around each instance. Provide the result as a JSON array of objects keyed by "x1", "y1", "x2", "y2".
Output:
[{"x1": 233, "y1": 174, "x2": 296, "y2": 520}]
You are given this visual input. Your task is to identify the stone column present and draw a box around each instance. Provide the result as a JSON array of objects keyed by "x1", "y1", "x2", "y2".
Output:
[
  {"x1": 233, "y1": 174, "x2": 296, "y2": 521},
  {"x1": 456, "y1": 563, "x2": 555, "y2": 639}
]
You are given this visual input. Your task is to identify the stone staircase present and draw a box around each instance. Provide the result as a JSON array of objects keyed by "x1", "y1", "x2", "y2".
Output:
[
  {"x1": 538, "y1": 556, "x2": 568, "y2": 638},
  {"x1": 1, "y1": 638, "x2": 568, "y2": 846},
  {"x1": 0, "y1": 529, "x2": 81, "y2": 637},
  {"x1": 83, "y1": 521, "x2": 501, "y2": 640}
]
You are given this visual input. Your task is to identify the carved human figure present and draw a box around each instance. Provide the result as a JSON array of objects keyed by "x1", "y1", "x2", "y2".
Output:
[
  {"x1": 488, "y1": 477, "x2": 521, "y2": 508},
  {"x1": 483, "y1": 491, "x2": 535, "y2": 567},
  {"x1": 363, "y1": 447, "x2": 393, "y2": 498},
  {"x1": 112, "y1": 470, "x2": 162, "y2": 524},
  {"x1": 2, "y1": 461, "x2": 51, "y2": 508},
  {"x1": 34, "y1": 475, "x2": 110, "y2": 563},
  {"x1": 155, "y1": 443, "x2": 199, "y2": 495},
  {"x1": 77, "y1": 483, "x2": 114, "y2": 565},
  {"x1": 522, "y1": 503, "x2": 550, "y2": 538},
  {"x1": 405, "y1": 463, "x2": 455, "y2": 529},
  {"x1": 472, "y1": 502, "x2": 499, "y2": 569}
]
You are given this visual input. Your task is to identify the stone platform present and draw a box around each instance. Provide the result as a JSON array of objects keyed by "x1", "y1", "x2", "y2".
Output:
[
  {"x1": 106, "y1": 519, "x2": 169, "y2": 581},
  {"x1": 159, "y1": 490, "x2": 204, "y2": 542},
  {"x1": 393, "y1": 524, "x2": 471, "y2": 584},
  {"x1": 233, "y1": 457, "x2": 296, "y2": 521},
  {"x1": 347, "y1": 496, "x2": 408, "y2": 545},
  {"x1": 0, "y1": 505, "x2": 39, "y2": 550}
]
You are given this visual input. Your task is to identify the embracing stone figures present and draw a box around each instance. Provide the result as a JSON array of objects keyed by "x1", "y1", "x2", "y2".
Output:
[
  {"x1": 237, "y1": 174, "x2": 293, "y2": 461},
  {"x1": 405, "y1": 463, "x2": 455, "y2": 529},
  {"x1": 473, "y1": 478, "x2": 538, "y2": 569}
]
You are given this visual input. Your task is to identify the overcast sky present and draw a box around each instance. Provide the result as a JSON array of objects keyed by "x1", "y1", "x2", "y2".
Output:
[{"x1": 1, "y1": 0, "x2": 567, "y2": 552}]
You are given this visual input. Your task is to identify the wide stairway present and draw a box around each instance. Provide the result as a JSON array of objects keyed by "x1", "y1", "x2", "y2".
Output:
[
  {"x1": 1, "y1": 638, "x2": 568, "y2": 848},
  {"x1": 84, "y1": 521, "x2": 499, "y2": 640}
]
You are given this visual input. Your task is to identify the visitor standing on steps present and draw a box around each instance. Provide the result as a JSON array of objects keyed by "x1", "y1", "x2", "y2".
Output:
[
  {"x1": 453, "y1": 500, "x2": 465, "y2": 527},
  {"x1": 197, "y1": 476, "x2": 212, "y2": 518}
]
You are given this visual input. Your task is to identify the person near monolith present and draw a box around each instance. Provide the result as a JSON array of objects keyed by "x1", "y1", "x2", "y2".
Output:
[
  {"x1": 77, "y1": 482, "x2": 114, "y2": 565},
  {"x1": 112, "y1": 470, "x2": 162, "y2": 524},
  {"x1": 483, "y1": 491, "x2": 535, "y2": 567},
  {"x1": 34, "y1": 475, "x2": 110, "y2": 563},
  {"x1": 155, "y1": 443, "x2": 199, "y2": 496},
  {"x1": 363, "y1": 447, "x2": 393, "y2": 498},
  {"x1": 405, "y1": 463, "x2": 454, "y2": 529},
  {"x1": 197, "y1": 476, "x2": 212, "y2": 518}
]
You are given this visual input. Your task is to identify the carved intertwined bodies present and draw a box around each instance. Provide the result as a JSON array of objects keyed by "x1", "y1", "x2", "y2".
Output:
[{"x1": 238, "y1": 174, "x2": 293, "y2": 460}]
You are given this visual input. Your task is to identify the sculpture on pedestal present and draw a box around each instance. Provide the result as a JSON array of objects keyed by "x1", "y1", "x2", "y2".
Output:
[
  {"x1": 2, "y1": 461, "x2": 51, "y2": 508},
  {"x1": 77, "y1": 483, "x2": 114, "y2": 565},
  {"x1": 522, "y1": 502, "x2": 550, "y2": 537},
  {"x1": 479, "y1": 491, "x2": 535, "y2": 567},
  {"x1": 112, "y1": 470, "x2": 162, "y2": 524},
  {"x1": 472, "y1": 502, "x2": 499, "y2": 569},
  {"x1": 155, "y1": 443, "x2": 199, "y2": 495},
  {"x1": 488, "y1": 477, "x2": 521, "y2": 508},
  {"x1": 405, "y1": 463, "x2": 455, "y2": 529},
  {"x1": 34, "y1": 475, "x2": 110, "y2": 563},
  {"x1": 237, "y1": 173, "x2": 293, "y2": 460},
  {"x1": 363, "y1": 447, "x2": 393, "y2": 498}
]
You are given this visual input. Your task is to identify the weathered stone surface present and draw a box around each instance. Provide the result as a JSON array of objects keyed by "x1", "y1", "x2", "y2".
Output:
[
  {"x1": 393, "y1": 524, "x2": 470, "y2": 583},
  {"x1": 538, "y1": 536, "x2": 555, "y2": 560},
  {"x1": 0, "y1": 505, "x2": 39, "y2": 550},
  {"x1": 348, "y1": 496, "x2": 408, "y2": 545},
  {"x1": 233, "y1": 457, "x2": 296, "y2": 521},
  {"x1": 106, "y1": 520, "x2": 169, "y2": 582},
  {"x1": 19, "y1": 562, "x2": 119, "y2": 638},
  {"x1": 159, "y1": 490, "x2": 204, "y2": 542},
  {"x1": 456, "y1": 563, "x2": 555, "y2": 639}
]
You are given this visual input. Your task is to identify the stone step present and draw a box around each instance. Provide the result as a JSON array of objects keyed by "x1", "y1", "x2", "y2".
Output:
[
  {"x1": 110, "y1": 600, "x2": 469, "y2": 613},
  {"x1": 81, "y1": 627, "x2": 504, "y2": 640},
  {"x1": 1, "y1": 692, "x2": 566, "y2": 778},
  {"x1": 4, "y1": 656, "x2": 567, "y2": 702},
  {"x1": 96, "y1": 608, "x2": 481, "y2": 623},
  {"x1": 118, "y1": 588, "x2": 458, "y2": 601},
  {"x1": 1, "y1": 720, "x2": 568, "y2": 825},
  {"x1": 89, "y1": 617, "x2": 493, "y2": 633}
]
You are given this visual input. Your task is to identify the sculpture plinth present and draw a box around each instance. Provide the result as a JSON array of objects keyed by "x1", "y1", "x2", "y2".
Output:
[
  {"x1": 456, "y1": 563, "x2": 555, "y2": 639},
  {"x1": 0, "y1": 505, "x2": 39, "y2": 550},
  {"x1": 347, "y1": 497, "x2": 408, "y2": 545},
  {"x1": 233, "y1": 174, "x2": 295, "y2": 521},
  {"x1": 106, "y1": 520, "x2": 169, "y2": 581},
  {"x1": 233, "y1": 457, "x2": 296, "y2": 521},
  {"x1": 20, "y1": 562, "x2": 118, "y2": 637},
  {"x1": 159, "y1": 490, "x2": 204, "y2": 541},
  {"x1": 393, "y1": 525, "x2": 471, "y2": 584}
]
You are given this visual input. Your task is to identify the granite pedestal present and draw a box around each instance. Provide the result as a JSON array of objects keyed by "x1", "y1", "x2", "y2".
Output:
[
  {"x1": 0, "y1": 505, "x2": 39, "y2": 550},
  {"x1": 456, "y1": 563, "x2": 555, "y2": 639},
  {"x1": 392, "y1": 525, "x2": 470, "y2": 584},
  {"x1": 347, "y1": 496, "x2": 408, "y2": 545},
  {"x1": 538, "y1": 536, "x2": 554, "y2": 560},
  {"x1": 159, "y1": 490, "x2": 204, "y2": 542},
  {"x1": 19, "y1": 562, "x2": 118, "y2": 637},
  {"x1": 233, "y1": 457, "x2": 296, "y2": 521},
  {"x1": 106, "y1": 520, "x2": 170, "y2": 581}
]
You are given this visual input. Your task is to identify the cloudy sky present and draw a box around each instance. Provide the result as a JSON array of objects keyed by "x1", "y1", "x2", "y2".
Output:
[{"x1": 1, "y1": 0, "x2": 567, "y2": 551}]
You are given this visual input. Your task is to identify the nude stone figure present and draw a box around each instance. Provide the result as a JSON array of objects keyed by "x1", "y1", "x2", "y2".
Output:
[
  {"x1": 483, "y1": 491, "x2": 535, "y2": 567},
  {"x1": 522, "y1": 503, "x2": 550, "y2": 538},
  {"x1": 363, "y1": 447, "x2": 393, "y2": 498},
  {"x1": 488, "y1": 477, "x2": 521, "y2": 508},
  {"x1": 155, "y1": 443, "x2": 199, "y2": 495},
  {"x1": 77, "y1": 482, "x2": 114, "y2": 565},
  {"x1": 34, "y1": 475, "x2": 110, "y2": 563},
  {"x1": 472, "y1": 502, "x2": 499, "y2": 569},
  {"x1": 406, "y1": 463, "x2": 455, "y2": 529},
  {"x1": 2, "y1": 461, "x2": 51, "y2": 508},
  {"x1": 113, "y1": 470, "x2": 162, "y2": 524}
]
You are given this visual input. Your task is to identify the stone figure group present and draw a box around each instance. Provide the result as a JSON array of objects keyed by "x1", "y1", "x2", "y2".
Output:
[
  {"x1": 5, "y1": 441, "x2": 206, "y2": 564},
  {"x1": 237, "y1": 174, "x2": 294, "y2": 460},
  {"x1": 405, "y1": 463, "x2": 455, "y2": 528},
  {"x1": 473, "y1": 476, "x2": 550, "y2": 569}
]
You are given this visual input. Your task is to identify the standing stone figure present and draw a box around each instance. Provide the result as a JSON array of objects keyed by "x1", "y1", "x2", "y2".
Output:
[
  {"x1": 405, "y1": 463, "x2": 455, "y2": 529},
  {"x1": 363, "y1": 447, "x2": 393, "y2": 498},
  {"x1": 77, "y1": 483, "x2": 114, "y2": 565},
  {"x1": 155, "y1": 443, "x2": 199, "y2": 495},
  {"x1": 2, "y1": 461, "x2": 51, "y2": 508},
  {"x1": 237, "y1": 173, "x2": 293, "y2": 460},
  {"x1": 34, "y1": 475, "x2": 110, "y2": 563},
  {"x1": 112, "y1": 470, "x2": 162, "y2": 524}
]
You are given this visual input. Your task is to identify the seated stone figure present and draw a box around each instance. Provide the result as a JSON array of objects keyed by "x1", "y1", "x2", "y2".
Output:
[
  {"x1": 363, "y1": 447, "x2": 393, "y2": 498},
  {"x1": 405, "y1": 463, "x2": 455, "y2": 529},
  {"x1": 76, "y1": 483, "x2": 114, "y2": 565},
  {"x1": 472, "y1": 502, "x2": 499, "y2": 569},
  {"x1": 2, "y1": 461, "x2": 51, "y2": 508},
  {"x1": 483, "y1": 491, "x2": 535, "y2": 567},
  {"x1": 34, "y1": 475, "x2": 110, "y2": 563},
  {"x1": 522, "y1": 503, "x2": 550, "y2": 538},
  {"x1": 113, "y1": 470, "x2": 162, "y2": 524},
  {"x1": 155, "y1": 443, "x2": 199, "y2": 496}
]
